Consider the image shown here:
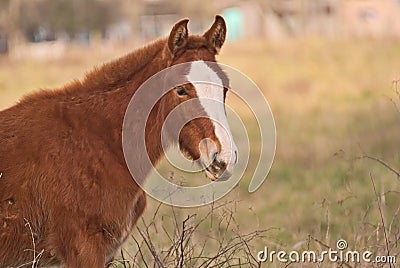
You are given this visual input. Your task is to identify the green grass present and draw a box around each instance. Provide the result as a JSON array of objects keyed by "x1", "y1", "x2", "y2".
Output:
[{"x1": 1, "y1": 38, "x2": 400, "y2": 266}]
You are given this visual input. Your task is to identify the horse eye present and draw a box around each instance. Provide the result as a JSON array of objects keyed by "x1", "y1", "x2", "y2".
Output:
[{"x1": 176, "y1": 86, "x2": 188, "y2": 96}]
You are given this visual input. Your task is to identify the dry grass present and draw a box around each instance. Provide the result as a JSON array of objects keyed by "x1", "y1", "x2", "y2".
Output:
[
  {"x1": 1, "y1": 38, "x2": 400, "y2": 266},
  {"x1": 112, "y1": 201, "x2": 272, "y2": 267}
]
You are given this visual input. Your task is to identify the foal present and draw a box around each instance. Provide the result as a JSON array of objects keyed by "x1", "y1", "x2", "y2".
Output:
[{"x1": 0, "y1": 16, "x2": 237, "y2": 267}]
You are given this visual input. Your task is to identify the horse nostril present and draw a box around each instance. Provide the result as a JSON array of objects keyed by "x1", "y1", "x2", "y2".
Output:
[
  {"x1": 234, "y1": 150, "x2": 238, "y2": 164},
  {"x1": 212, "y1": 151, "x2": 218, "y2": 162}
]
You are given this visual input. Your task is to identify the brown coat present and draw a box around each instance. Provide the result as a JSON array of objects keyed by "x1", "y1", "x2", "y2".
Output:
[{"x1": 0, "y1": 16, "x2": 226, "y2": 267}]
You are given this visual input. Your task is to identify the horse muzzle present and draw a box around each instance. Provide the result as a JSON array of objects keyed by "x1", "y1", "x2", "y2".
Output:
[{"x1": 201, "y1": 147, "x2": 237, "y2": 182}]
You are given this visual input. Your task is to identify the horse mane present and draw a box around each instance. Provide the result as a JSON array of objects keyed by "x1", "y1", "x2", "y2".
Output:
[
  {"x1": 12, "y1": 35, "x2": 212, "y2": 109},
  {"x1": 82, "y1": 35, "x2": 212, "y2": 93},
  {"x1": 82, "y1": 38, "x2": 167, "y2": 92},
  {"x1": 7, "y1": 38, "x2": 167, "y2": 110}
]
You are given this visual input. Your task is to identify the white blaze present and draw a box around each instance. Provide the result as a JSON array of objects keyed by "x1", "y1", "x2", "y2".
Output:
[{"x1": 187, "y1": 61, "x2": 237, "y2": 168}]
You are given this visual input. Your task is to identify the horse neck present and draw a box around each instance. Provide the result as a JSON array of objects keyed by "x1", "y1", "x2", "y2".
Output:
[{"x1": 76, "y1": 44, "x2": 170, "y2": 169}]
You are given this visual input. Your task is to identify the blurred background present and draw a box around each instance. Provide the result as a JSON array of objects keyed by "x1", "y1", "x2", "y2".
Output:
[
  {"x1": 2, "y1": 0, "x2": 400, "y2": 58},
  {"x1": 1, "y1": 0, "x2": 400, "y2": 266}
]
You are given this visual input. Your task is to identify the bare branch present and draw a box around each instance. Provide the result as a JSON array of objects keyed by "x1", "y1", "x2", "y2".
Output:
[{"x1": 370, "y1": 173, "x2": 391, "y2": 264}]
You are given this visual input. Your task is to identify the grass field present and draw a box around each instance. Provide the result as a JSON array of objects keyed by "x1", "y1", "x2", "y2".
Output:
[{"x1": 1, "y1": 38, "x2": 400, "y2": 266}]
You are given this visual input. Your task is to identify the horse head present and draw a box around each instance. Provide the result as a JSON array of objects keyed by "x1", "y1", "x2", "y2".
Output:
[{"x1": 158, "y1": 16, "x2": 238, "y2": 181}]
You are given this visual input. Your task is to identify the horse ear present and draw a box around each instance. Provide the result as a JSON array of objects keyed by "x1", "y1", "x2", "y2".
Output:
[
  {"x1": 203, "y1": 15, "x2": 226, "y2": 53},
  {"x1": 168, "y1": 18, "x2": 189, "y2": 55}
]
